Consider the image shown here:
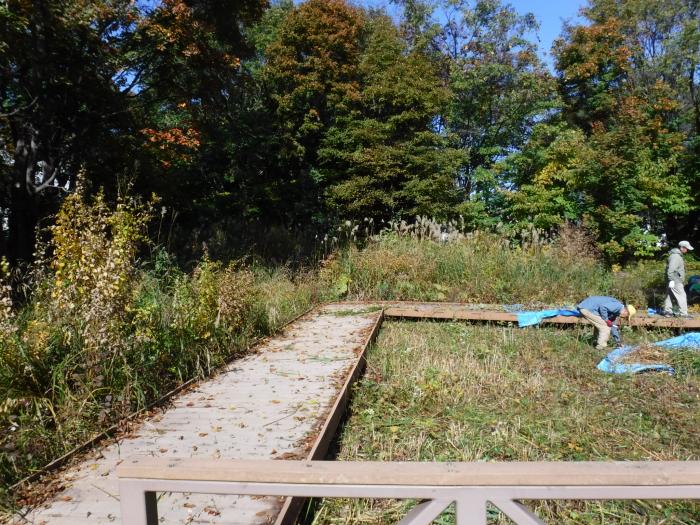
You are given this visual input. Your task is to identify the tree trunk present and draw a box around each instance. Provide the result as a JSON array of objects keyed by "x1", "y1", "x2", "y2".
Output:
[{"x1": 7, "y1": 136, "x2": 39, "y2": 266}]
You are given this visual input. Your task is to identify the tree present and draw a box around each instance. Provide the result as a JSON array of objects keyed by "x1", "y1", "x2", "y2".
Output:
[
  {"x1": 319, "y1": 13, "x2": 465, "y2": 221},
  {"x1": 579, "y1": 0, "x2": 700, "y2": 241},
  {"x1": 258, "y1": 0, "x2": 364, "y2": 227},
  {"x1": 0, "y1": 0, "x2": 268, "y2": 266},
  {"x1": 0, "y1": 0, "x2": 137, "y2": 265},
  {"x1": 440, "y1": 0, "x2": 558, "y2": 216},
  {"x1": 509, "y1": 7, "x2": 695, "y2": 261}
]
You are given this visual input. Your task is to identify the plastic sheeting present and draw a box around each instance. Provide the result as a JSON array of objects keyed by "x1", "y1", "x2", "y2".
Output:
[
  {"x1": 597, "y1": 332, "x2": 700, "y2": 375},
  {"x1": 516, "y1": 308, "x2": 581, "y2": 328}
]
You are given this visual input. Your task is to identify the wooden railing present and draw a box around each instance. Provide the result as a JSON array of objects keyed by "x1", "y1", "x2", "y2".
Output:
[{"x1": 116, "y1": 458, "x2": 700, "y2": 525}]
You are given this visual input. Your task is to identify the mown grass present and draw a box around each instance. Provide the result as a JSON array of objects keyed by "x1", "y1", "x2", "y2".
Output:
[{"x1": 313, "y1": 321, "x2": 700, "y2": 524}]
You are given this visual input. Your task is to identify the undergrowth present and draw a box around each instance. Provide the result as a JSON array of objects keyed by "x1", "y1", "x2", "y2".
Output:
[
  {"x1": 322, "y1": 221, "x2": 699, "y2": 308},
  {"x1": 0, "y1": 192, "x2": 327, "y2": 505}
]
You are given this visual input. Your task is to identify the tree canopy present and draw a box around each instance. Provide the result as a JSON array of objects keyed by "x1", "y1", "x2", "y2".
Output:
[{"x1": 1, "y1": 0, "x2": 697, "y2": 265}]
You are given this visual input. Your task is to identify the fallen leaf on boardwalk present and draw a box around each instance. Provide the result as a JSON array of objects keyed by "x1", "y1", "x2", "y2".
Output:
[
  {"x1": 204, "y1": 506, "x2": 221, "y2": 516},
  {"x1": 186, "y1": 402, "x2": 194, "y2": 407},
  {"x1": 159, "y1": 448, "x2": 169, "y2": 453},
  {"x1": 183, "y1": 502, "x2": 196, "y2": 508},
  {"x1": 271, "y1": 399, "x2": 281, "y2": 404},
  {"x1": 271, "y1": 449, "x2": 278, "y2": 454},
  {"x1": 61, "y1": 495, "x2": 73, "y2": 501},
  {"x1": 212, "y1": 426, "x2": 222, "y2": 432},
  {"x1": 256, "y1": 511, "x2": 268, "y2": 517},
  {"x1": 198, "y1": 432, "x2": 208, "y2": 437}
]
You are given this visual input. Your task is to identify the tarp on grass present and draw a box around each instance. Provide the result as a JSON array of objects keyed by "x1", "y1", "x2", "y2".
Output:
[
  {"x1": 516, "y1": 308, "x2": 581, "y2": 328},
  {"x1": 597, "y1": 332, "x2": 700, "y2": 375}
]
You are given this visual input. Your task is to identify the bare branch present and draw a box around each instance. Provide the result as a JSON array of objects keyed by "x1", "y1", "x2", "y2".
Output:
[
  {"x1": 0, "y1": 97, "x2": 38, "y2": 118},
  {"x1": 32, "y1": 163, "x2": 60, "y2": 193}
]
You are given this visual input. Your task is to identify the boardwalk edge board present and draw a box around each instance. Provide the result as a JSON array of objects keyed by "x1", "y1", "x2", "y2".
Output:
[{"x1": 381, "y1": 303, "x2": 700, "y2": 329}]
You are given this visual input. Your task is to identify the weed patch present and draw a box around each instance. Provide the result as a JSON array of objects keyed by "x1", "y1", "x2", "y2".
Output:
[{"x1": 313, "y1": 321, "x2": 700, "y2": 524}]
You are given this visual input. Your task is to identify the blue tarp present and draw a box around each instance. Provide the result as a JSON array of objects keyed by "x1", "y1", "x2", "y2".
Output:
[
  {"x1": 597, "y1": 332, "x2": 700, "y2": 375},
  {"x1": 516, "y1": 308, "x2": 581, "y2": 328}
]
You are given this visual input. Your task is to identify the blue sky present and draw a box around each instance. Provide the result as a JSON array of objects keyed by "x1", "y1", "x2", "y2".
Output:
[
  {"x1": 344, "y1": 0, "x2": 587, "y2": 68},
  {"x1": 508, "y1": 0, "x2": 585, "y2": 65}
]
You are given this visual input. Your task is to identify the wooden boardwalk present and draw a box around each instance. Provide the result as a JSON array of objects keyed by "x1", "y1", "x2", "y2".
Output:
[
  {"x1": 382, "y1": 302, "x2": 700, "y2": 329},
  {"x1": 15, "y1": 304, "x2": 382, "y2": 525}
]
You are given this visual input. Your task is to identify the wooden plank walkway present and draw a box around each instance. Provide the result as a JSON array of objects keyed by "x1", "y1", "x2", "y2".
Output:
[
  {"x1": 382, "y1": 302, "x2": 700, "y2": 329},
  {"x1": 15, "y1": 304, "x2": 382, "y2": 525}
]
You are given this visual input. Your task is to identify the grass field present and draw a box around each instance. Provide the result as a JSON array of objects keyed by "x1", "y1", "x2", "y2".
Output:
[{"x1": 313, "y1": 320, "x2": 700, "y2": 525}]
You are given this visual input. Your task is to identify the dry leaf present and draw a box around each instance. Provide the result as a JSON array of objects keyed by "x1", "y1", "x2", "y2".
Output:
[{"x1": 204, "y1": 506, "x2": 221, "y2": 516}]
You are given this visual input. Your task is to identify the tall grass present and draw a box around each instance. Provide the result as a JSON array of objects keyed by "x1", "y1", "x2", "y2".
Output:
[
  {"x1": 323, "y1": 220, "x2": 699, "y2": 307},
  {"x1": 327, "y1": 231, "x2": 612, "y2": 304}
]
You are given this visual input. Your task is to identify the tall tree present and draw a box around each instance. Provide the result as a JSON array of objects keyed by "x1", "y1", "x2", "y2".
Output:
[
  {"x1": 438, "y1": 0, "x2": 558, "y2": 224},
  {"x1": 260, "y1": 0, "x2": 364, "y2": 227},
  {"x1": 0, "y1": 0, "x2": 268, "y2": 266},
  {"x1": 507, "y1": 5, "x2": 695, "y2": 261},
  {"x1": 0, "y1": 0, "x2": 136, "y2": 265},
  {"x1": 319, "y1": 13, "x2": 465, "y2": 222},
  {"x1": 579, "y1": 0, "x2": 700, "y2": 240}
]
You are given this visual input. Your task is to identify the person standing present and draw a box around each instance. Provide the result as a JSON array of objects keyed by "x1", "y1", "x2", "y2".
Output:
[
  {"x1": 576, "y1": 296, "x2": 635, "y2": 350},
  {"x1": 663, "y1": 240, "x2": 694, "y2": 318}
]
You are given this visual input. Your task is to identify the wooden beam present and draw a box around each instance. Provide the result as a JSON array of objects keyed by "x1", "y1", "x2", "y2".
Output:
[{"x1": 118, "y1": 458, "x2": 700, "y2": 487}]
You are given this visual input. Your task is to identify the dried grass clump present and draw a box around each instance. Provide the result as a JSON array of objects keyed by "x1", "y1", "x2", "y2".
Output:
[{"x1": 324, "y1": 224, "x2": 612, "y2": 304}]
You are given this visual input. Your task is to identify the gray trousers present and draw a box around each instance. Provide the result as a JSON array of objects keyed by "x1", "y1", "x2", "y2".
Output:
[{"x1": 663, "y1": 281, "x2": 688, "y2": 316}]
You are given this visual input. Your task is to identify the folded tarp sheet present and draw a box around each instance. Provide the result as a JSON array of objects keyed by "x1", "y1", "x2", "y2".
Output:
[
  {"x1": 517, "y1": 308, "x2": 581, "y2": 328},
  {"x1": 597, "y1": 332, "x2": 700, "y2": 375}
]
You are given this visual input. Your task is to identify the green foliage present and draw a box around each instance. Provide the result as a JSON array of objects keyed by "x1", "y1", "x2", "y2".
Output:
[
  {"x1": 320, "y1": 13, "x2": 465, "y2": 222},
  {"x1": 441, "y1": 0, "x2": 558, "y2": 203}
]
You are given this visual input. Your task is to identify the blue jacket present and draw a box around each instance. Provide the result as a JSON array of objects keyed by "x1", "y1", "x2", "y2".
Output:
[{"x1": 576, "y1": 296, "x2": 624, "y2": 321}]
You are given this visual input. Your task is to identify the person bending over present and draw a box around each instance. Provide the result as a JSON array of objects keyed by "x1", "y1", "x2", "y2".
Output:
[{"x1": 576, "y1": 296, "x2": 636, "y2": 350}]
